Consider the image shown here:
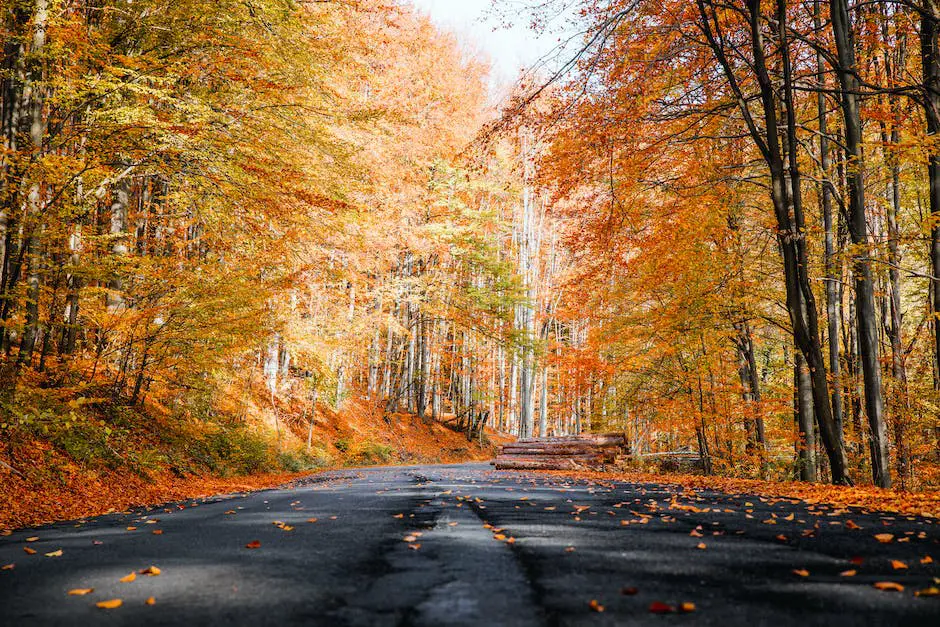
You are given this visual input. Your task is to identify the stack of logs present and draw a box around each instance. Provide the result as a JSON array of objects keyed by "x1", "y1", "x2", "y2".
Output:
[{"x1": 494, "y1": 433, "x2": 630, "y2": 470}]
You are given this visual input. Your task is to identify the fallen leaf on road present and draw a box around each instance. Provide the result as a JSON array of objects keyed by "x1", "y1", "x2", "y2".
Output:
[
  {"x1": 776, "y1": 535, "x2": 788, "y2": 542},
  {"x1": 307, "y1": 518, "x2": 318, "y2": 523},
  {"x1": 792, "y1": 569, "x2": 810, "y2": 577},
  {"x1": 140, "y1": 566, "x2": 161, "y2": 576},
  {"x1": 588, "y1": 599, "x2": 604, "y2": 612},
  {"x1": 152, "y1": 530, "x2": 163, "y2": 535},
  {"x1": 679, "y1": 602, "x2": 696, "y2": 613},
  {"x1": 873, "y1": 582, "x2": 904, "y2": 592},
  {"x1": 922, "y1": 556, "x2": 934, "y2": 565},
  {"x1": 393, "y1": 514, "x2": 404, "y2": 519},
  {"x1": 408, "y1": 543, "x2": 421, "y2": 550},
  {"x1": 649, "y1": 602, "x2": 676, "y2": 614},
  {"x1": 696, "y1": 543, "x2": 706, "y2": 550},
  {"x1": 245, "y1": 541, "x2": 261, "y2": 549},
  {"x1": 845, "y1": 520, "x2": 861, "y2": 530},
  {"x1": 1, "y1": 563, "x2": 13, "y2": 570},
  {"x1": 915, "y1": 587, "x2": 939, "y2": 597},
  {"x1": 224, "y1": 510, "x2": 236, "y2": 515},
  {"x1": 145, "y1": 597, "x2": 156, "y2": 605},
  {"x1": 850, "y1": 556, "x2": 864, "y2": 565},
  {"x1": 68, "y1": 589, "x2": 94, "y2": 596},
  {"x1": 96, "y1": 599, "x2": 122, "y2": 609},
  {"x1": 403, "y1": 535, "x2": 417, "y2": 543},
  {"x1": 44, "y1": 550, "x2": 62, "y2": 557},
  {"x1": 565, "y1": 546, "x2": 576, "y2": 552},
  {"x1": 25, "y1": 537, "x2": 38, "y2": 542},
  {"x1": 840, "y1": 570, "x2": 857, "y2": 577},
  {"x1": 891, "y1": 560, "x2": 908, "y2": 570},
  {"x1": 120, "y1": 572, "x2": 136, "y2": 583},
  {"x1": 23, "y1": 547, "x2": 36, "y2": 555},
  {"x1": 874, "y1": 533, "x2": 894, "y2": 543},
  {"x1": 126, "y1": 527, "x2": 137, "y2": 531}
]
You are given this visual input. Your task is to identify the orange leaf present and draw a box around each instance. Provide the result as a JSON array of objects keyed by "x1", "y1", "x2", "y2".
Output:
[
  {"x1": 145, "y1": 597, "x2": 156, "y2": 605},
  {"x1": 25, "y1": 537, "x2": 38, "y2": 542},
  {"x1": 588, "y1": 599, "x2": 605, "y2": 612},
  {"x1": 792, "y1": 569, "x2": 810, "y2": 577},
  {"x1": 874, "y1": 533, "x2": 894, "y2": 543},
  {"x1": 839, "y1": 570, "x2": 857, "y2": 577},
  {"x1": 140, "y1": 566, "x2": 161, "y2": 576},
  {"x1": 921, "y1": 555, "x2": 934, "y2": 565},
  {"x1": 68, "y1": 588, "x2": 94, "y2": 596},
  {"x1": 120, "y1": 572, "x2": 136, "y2": 583},
  {"x1": 873, "y1": 582, "x2": 904, "y2": 592},
  {"x1": 845, "y1": 520, "x2": 861, "y2": 530},
  {"x1": 96, "y1": 599, "x2": 122, "y2": 609},
  {"x1": 245, "y1": 540, "x2": 261, "y2": 549},
  {"x1": 679, "y1": 602, "x2": 696, "y2": 613},
  {"x1": 890, "y1": 560, "x2": 908, "y2": 570},
  {"x1": 915, "y1": 587, "x2": 939, "y2": 597},
  {"x1": 1, "y1": 563, "x2": 13, "y2": 570},
  {"x1": 696, "y1": 543, "x2": 707, "y2": 550},
  {"x1": 23, "y1": 547, "x2": 36, "y2": 555},
  {"x1": 152, "y1": 530, "x2": 163, "y2": 535},
  {"x1": 307, "y1": 518, "x2": 318, "y2": 523}
]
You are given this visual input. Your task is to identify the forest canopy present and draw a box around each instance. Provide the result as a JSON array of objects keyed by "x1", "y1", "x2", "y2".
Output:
[{"x1": 1, "y1": 0, "x2": 938, "y2": 492}]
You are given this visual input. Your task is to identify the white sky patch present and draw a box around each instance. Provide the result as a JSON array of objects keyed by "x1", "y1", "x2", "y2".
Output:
[{"x1": 408, "y1": 0, "x2": 571, "y2": 97}]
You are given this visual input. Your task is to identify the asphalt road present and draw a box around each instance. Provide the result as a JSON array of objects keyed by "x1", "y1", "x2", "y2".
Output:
[{"x1": 1, "y1": 463, "x2": 938, "y2": 626}]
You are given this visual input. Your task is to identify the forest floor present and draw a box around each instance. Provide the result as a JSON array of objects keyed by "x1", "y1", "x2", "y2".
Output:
[
  {"x1": 0, "y1": 389, "x2": 504, "y2": 530},
  {"x1": 553, "y1": 468, "x2": 940, "y2": 520}
]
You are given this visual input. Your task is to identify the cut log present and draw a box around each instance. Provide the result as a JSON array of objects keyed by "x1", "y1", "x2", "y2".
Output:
[
  {"x1": 500, "y1": 444, "x2": 623, "y2": 455},
  {"x1": 494, "y1": 459, "x2": 587, "y2": 470},
  {"x1": 495, "y1": 433, "x2": 628, "y2": 472}
]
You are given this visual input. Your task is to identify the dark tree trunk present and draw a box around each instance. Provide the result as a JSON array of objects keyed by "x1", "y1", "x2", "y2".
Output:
[{"x1": 829, "y1": 0, "x2": 891, "y2": 487}]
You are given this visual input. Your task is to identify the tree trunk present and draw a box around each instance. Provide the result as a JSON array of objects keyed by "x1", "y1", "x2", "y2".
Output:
[{"x1": 829, "y1": 0, "x2": 891, "y2": 487}]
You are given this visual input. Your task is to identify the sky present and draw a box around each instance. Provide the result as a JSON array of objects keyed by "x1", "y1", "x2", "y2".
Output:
[{"x1": 408, "y1": 0, "x2": 566, "y2": 90}]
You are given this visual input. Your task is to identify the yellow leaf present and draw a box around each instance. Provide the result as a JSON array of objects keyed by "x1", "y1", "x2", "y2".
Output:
[
  {"x1": 915, "y1": 587, "x2": 939, "y2": 597},
  {"x1": 44, "y1": 549, "x2": 62, "y2": 557},
  {"x1": 874, "y1": 533, "x2": 894, "y2": 543},
  {"x1": 140, "y1": 566, "x2": 161, "y2": 576},
  {"x1": 25, "y1": 537, "x2": 38, "y2": 542},
  {"x1": 96, "y1": 599, "x2": 122, "y2": 609},
  {"x1": 120, "y1": 572, "x2": 136, "y2": 583},
  {"x1": 68, "y1": 588, "x2": 94, "y2": 596},
  {"x1": 1, "y1": 563, "x2": 14, "y2": 570},
  {"x1": 126, "y1": 527, "x2": 137, "y2": 531}
]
